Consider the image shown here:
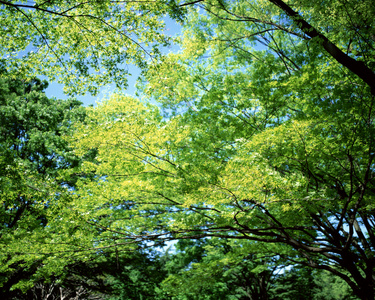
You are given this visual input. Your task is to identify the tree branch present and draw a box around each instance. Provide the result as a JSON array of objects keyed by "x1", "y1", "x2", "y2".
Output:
[{"x1": 268, "y1": 0, "x2": 375, "y2": 95}]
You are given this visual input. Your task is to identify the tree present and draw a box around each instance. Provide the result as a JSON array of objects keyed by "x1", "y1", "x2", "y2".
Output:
[
  {"x1": 0, "y1": 76, "x2": 87, "y2": 295},
  {"x1": 104, "y1": 248, "x2": 169, "y2": 300},
  {"x1": 271, "y1": 266, "x2": 359, "y2": 300},
  {"x1": 14, "y1": 248, "x2": 168, "y2": 300},
  {"x1": 310, "y1": 269, "x2": 359, "y2": 300},
  {"x1": 161, "y1": 239, "x2": 283, "y2": 300},
  {"x1": 0, "y1": 0, "x2": 180, "y2": 95},
  {"x1": 139, "y1": 0, "x2": 375, "y2": 298},
  {"x1": 71, "y1": 0, "x2": 375, "y2": 298},
  {"x1": 161, "y1": 239, "x2": 358, "y2": 300}
]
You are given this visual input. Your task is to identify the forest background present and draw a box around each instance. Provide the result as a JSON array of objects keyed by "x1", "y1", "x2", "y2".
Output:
[{"x1": 0, "y1": 0, "x2": 374, "y2": 299}]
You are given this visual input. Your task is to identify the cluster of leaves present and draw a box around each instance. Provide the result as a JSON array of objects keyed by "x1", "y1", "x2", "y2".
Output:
[{"x1": 0, "y1": 0, "x2": 182, "y2": 95}]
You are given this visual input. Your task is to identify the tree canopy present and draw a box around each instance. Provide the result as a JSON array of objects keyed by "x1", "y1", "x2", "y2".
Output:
[
  {"x1": 1, "y1": 0, "x2": 374, "y2": 299},
  {"x1": 0, "y1": 0, "x2": 180, "y2": 95}
]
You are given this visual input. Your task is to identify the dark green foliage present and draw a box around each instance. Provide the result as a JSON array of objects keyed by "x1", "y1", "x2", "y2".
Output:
[
  {"x1": 0, "y1": 77, "x2": 85, "y2": 177},
  {"x1": 105, "y1": 249, "x2": 169, "y2": 300},
  {"x1": 158, "y1": 239, "x2": 359, "y2": 300},
  {"x1": 271, "y1": 267, "x2": 359, "y2": 300},
  {"x1": 161, "y1": 239, "x2": 278, "y2": 300},
  {"x1": 0, "y1": 76, "x2": 85, "y2": 297},
  {"x1": 0, "y1": 76, "x2": 85, "y2": 228}
]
